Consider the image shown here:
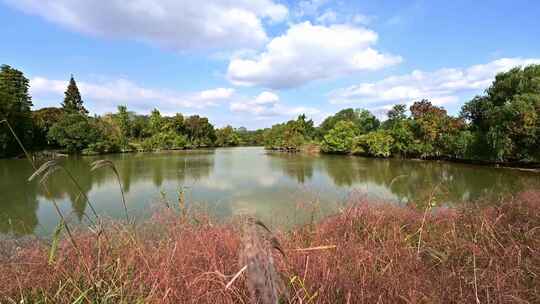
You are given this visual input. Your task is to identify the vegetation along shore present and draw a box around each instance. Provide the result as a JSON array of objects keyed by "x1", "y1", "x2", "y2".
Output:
[{"x1": 2, "y1": 64, "x2": 540, "y2": 167}]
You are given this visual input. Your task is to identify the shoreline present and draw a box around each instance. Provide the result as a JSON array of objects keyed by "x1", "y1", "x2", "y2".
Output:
[
  {"x1": 265, "y1": 146, "x2": 540, "y2": 172},
  {"x1": 8, "y1": 145, "x2": 540, "y2": 172}
]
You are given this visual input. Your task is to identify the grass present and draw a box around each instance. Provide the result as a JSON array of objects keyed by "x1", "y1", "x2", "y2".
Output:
[{"x1": 0, "y1": 190, "x2": 539, "y2": 303}]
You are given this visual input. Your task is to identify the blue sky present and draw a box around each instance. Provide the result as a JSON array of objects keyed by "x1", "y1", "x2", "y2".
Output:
[{"x1": 1, "y1": 0, "x2": 539, "y2": 129}]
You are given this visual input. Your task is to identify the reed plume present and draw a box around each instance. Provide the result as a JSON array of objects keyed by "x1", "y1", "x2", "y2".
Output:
[{"x1": 90, "y1": 160, "x2": 130, "y2": 223}]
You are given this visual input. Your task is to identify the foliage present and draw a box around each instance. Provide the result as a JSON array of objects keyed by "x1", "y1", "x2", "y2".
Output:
[
  {"x1": 149, "y1": 108, "x2": 164, "y2": 135},
  {"x1": 32, "y1": 107, "x2": 64, "y2": 148},
  {"x1": 48, "y1": 113, "x2": 102, "y2": 153},
  {"x1": 61, "y1": 76, "x2": 88, "y2": 115},
  {"x1": 321, "y1": 120, "x2": 357, "y2": 153},
  {"x1": 114, "y1": 105, "x2": 131, "y2": 150},
  {"x1": 353, "y1": 130, "x2": 394, "y2": 157},
  {"x1": 0, "y1": 65, "x2": 33, "y2": 157},
  {"x1": 461, "y1": 65, "x2": 540, "y2": 161},
  {"x1": 1, "y1": 63, "x2": 539, "y2": 163},
  {"x1": 236, "y1": 127, "x2": 264, "y2": 146},
  {"x1": 263, "y1": 115, "x2": 312, "y2": 151},
  {"x1": 184, "y1": 115, "x2": 216, "y2": 147},
  {"x1": 409, "y1": 99, "x2": 467, "y2": 158},
  {"x1": 141, "y1": 132, "x2": 188, "y2": 151},
  {"x1": 356, "y1": 109, "x2": 380, "y2": 133},
  {"x1": 215, "y1": 125, "x2": 240, "y2": 147}
]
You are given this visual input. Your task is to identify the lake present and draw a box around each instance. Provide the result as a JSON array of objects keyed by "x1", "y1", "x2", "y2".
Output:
[{"x1": 1, "y1": 147, "x2": 539, "y2": 236}]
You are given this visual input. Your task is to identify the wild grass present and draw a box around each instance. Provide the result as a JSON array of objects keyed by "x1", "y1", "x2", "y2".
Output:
[{"x1": 1, "y1": 190, "x2": 539, "y2": 303}]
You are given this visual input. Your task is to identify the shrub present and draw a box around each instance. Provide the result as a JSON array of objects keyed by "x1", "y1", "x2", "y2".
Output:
[
  {"x1": 321, "y1": 120, "x2": 357, "y2": 153},
  {"x1": 47, "y1": 113, "x2": 102, "y2": 153},
  {"x1": 353, "y1": 130, "x2": 394, "y2": 157},
  {"x1": 141, "y1": 132, "x2": 188, "y2": 151}
]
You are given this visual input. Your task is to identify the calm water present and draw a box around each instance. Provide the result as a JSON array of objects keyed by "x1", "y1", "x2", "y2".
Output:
[{"x1": 1, "y1": 147, "x2": 539, "y2": 236}]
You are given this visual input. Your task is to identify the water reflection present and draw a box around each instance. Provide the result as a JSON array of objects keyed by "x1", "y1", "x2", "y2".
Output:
[
  {"x1": 0, "y1": 147, "x2": 538, "y2": 236},
  {"x1": 267, "y1": 152, "x2": 314, "y2": 183},
  {"x1": 0, "y1": 161, "x2": 38, "y2": 235}
]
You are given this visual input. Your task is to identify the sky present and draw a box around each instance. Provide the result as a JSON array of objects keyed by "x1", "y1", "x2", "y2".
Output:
[{"x1": 1, "y1": 0, "x2": 539, "y2": 129}]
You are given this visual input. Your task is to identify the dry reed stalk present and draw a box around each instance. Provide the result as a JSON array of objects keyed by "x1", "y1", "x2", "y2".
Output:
[
  {"x1": 90, "y1": 160, "x2": 130, "y2": 223},
  {"x1": 293, "y1": 245, "x2": 337, "y2": 252},
  {"x1": 239, "y1": 218, "x2": 285, "y2": 304}
]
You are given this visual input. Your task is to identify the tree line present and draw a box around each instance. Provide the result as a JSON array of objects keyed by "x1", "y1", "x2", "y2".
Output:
[
  {"x1": 0, "y1": 65, "x2": 263, "y2": 157},
  {"x1": 263, "y1": 64, "x2": 540, "y2": 163},
  {"x1": 1, "y1": 63, "x2": 539, "y2": 163}
]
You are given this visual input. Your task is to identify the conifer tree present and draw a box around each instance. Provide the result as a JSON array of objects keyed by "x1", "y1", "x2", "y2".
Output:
[{"x1": 62, "y1": 75, "x2": 88, "y2": 115}]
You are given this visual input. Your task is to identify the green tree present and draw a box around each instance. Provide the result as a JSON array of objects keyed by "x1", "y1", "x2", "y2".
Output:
[
  {"x1": 295, "y1": 114, "x2": 316, "y2": 139},
  {"x1": 148, "y1": 109, "x2": 164, "y2": 135},
  {"x1": 319, "y1": 108, "x2": 358, "y2": 136},
  {"x1": 61, "y1": 75, "x2": 88, "y2": 115},
  {"x1": 114, "y1": 105, "x2": 131, "y2": 150},
  {"x1": 215, "y1": 125, "x2": 240, "y2": 147},
  {"x1": 410, "y1": 99, "x2": 466, "y2": 158},
  {"x1": 0, "y1": 65, "x2": 33, "y2": 157},
  {"x1": 382, "y1": 104, "x2": 417, "y2": 157},
  {"x1": 131, "y1": 115, "x2": 150, "y2": 139},
  {"x1": 356, "y1": 109, "x2": 380, "y2": 134},
  {"x1": 461, "y1": 64, "x2": 540, "y2": 161},
  {"x1": 32, "y1": 107, "x2": 64, "y2": 148},
  {"x1": 321, "y1": 120, "x2": 358, "y2": 153},
  {"x1": 184, "y1": 115, "x2": 216, "y2": 147},
  {"x1": 353, "y1": 130, "x2": 394, "y2": 157},
  {"x1": 48, "y1": 113, "x2": 102, "y2": 153}
]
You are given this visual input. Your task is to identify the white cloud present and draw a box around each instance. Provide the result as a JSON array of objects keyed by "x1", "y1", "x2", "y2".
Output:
[
  {"x1": 316, "y1": 9, "x2": 337, "y2": 24},
  {"x1": 30, "y1": 76, "x2": 235, "y2": 113},
  {"x1": 226, "y1": 21, "x2": 402, "y2": 89},
  {"x1": 5, "y1": 0, "x2": 288, "y2": 50},
  {"x1": 230, "y1": 91, "x2": 320, "y2": 119},
  {"x1": 330, "y1": 57, "x2": 540, "y2": 109}
]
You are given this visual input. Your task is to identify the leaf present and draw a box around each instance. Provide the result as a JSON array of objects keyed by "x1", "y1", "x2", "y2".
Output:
[{"x1": 48, "y1": 219, "x2": 64, "y2": 265}]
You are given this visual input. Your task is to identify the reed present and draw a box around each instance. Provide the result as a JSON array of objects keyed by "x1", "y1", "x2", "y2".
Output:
[
  {"x1": 90, "y1": 160, "x2": 130, "y2": 223},
  {"x1": 2, "y1": 190, "x2": 537, "y2": 303}
]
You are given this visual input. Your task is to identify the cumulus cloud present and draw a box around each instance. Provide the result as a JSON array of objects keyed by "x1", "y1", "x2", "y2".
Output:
[
  {"x1": 30, "y1": 76, "x2": 235, "y2": 113},
  {"x1": 226, "y1": 21, "x2": 402, "y2": 89},
  {"x1": 329, "y1": 57, "x2": 540, "y2": 109},
  {"x1": 230, "y1": 91, "x2": 320, "y2": 119},
  {"x1": 5, "y1": 0, "x2": 288, "y2": 50}
]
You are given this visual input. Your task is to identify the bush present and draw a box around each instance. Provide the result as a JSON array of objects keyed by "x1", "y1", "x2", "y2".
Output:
[
  {"x1": 353, "y1": 130, "x2": 394, "y2": 157},
  {"x1": 141, "y1": 132, "x2": 188, "y2": 151},
  {"x1": 47, "y1": 113, "x2": 102, "y2": 153},
  {"x1": 321, "y1": 120, "x2": 357, "y2": 153},
  {"x1": 83, "y1": 139, "x2": 121, "y2": 155}
]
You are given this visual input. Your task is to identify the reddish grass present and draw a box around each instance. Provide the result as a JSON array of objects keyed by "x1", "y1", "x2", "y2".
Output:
[{"x1": 1, "y1": 191, "x2": 539, "y2": 303}]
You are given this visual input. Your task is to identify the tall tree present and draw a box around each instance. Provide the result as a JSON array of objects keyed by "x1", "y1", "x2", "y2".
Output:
[
  {"x1": 62, "y1": 75, "x2": 88, "y2": 114},
  {"x1": 114, "y1": 105, "x2": 131, "y2": 150},
  {"x1": 0, "y1": 65, "x2": 33, "y2": 157},
  {"x1": 461, "y1": 64, "x2": 540, "y2": 161}
]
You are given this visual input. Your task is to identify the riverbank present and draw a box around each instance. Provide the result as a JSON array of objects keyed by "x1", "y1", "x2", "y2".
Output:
[
  {"x1": 267, "y1": 143, "x2": 540, "y2": 171},
  {"x1": 1, "y1": 191, "x2": 538, "y2": 303}
]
